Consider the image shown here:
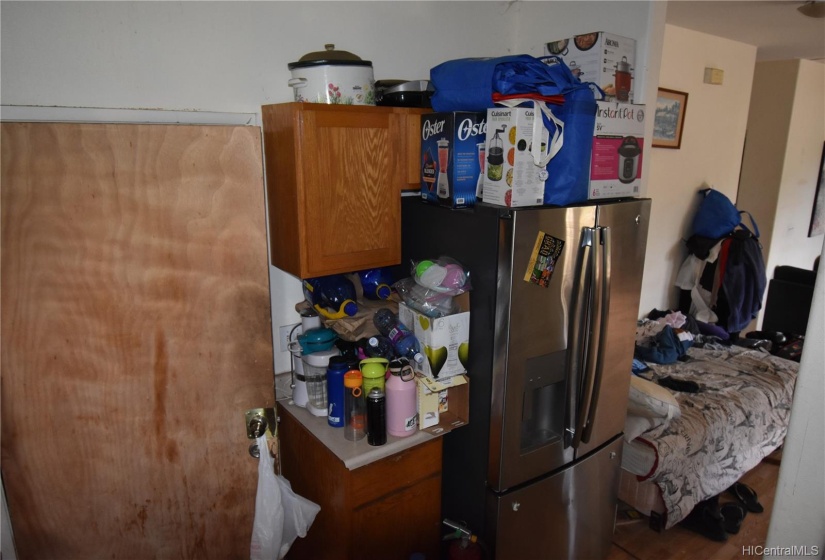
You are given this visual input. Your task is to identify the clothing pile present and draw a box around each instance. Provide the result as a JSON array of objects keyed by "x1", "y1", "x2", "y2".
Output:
[
  {"x1": 676, "y1": 231, "x2": 766, "y2": 336},
  {"x1": 634, "y1": 309, "x2": 696, "y2": 365}
]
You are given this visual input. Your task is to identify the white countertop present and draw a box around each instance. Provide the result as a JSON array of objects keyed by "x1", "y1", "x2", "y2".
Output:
[{"x1": 277, "y1": 395, "x2": 436, "y2": 470}]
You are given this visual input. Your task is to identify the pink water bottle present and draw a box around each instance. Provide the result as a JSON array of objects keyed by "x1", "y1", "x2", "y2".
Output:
[{"x1": 386, "y1": 358, "x2": 418, "y2": 437}]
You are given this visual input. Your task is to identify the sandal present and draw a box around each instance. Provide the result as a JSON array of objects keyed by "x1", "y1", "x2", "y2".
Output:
[
  {"x1": 721, "y1": 502, "x2": 747, "y2": 534},
  {"x1": 728, "y1": 482, "x2": 764, "y2": 513}
]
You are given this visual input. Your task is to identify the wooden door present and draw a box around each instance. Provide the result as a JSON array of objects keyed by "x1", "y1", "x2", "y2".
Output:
[{"x1": 1, "y1": 122, "x2": 275, "y2": 558}]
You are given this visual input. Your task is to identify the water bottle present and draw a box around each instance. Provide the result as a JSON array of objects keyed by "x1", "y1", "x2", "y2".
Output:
[
  {"x1": 357, "y1": 268, "x2": 394, "y2": 300},
  {"x1": 302, "y1": 275, "x2": 358, "y2": 320},
  {"x1": 366, "y1": 388, "x2": 387, "y2": 446},
  {"x1": 326, "y1": 356, "x2": 350, "y2": 428},
  {"x1": 343, "y1": 370, "x2": 366, "y2": 442},
  {"x1": 386, "y1": 358, "x2": 418, "y2": 438},
  {"x1": 373, "y1": 308, "x2": 425, "y2": 365},
  {"x1": 366, "y1": 335, "x2": 396, "y2": 359}
]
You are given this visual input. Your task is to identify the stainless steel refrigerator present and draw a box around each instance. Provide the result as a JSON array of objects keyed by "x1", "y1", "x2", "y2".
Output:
[{"x1": 400, "y1": 197, "x2": 650, "y2": 559}]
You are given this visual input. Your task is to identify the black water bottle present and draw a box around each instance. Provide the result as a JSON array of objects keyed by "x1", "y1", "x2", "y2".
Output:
[{"x1": 366, "y1": 387, "x2": 387, "y2": 446}]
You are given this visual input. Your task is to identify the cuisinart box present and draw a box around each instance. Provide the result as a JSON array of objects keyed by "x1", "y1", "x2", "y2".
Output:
[
  {"x1": 545, "y1": 32, "x2": 637, "y2": 103},
  {"x1": 420, "y1": 112, "x2": 486, "y2": 208},
  {"x1": 482, "y1": 107, "x2": 549, "y2": 208},
  {"x1": 589, "y1": 100, "x2": 645, "y2": 200}
]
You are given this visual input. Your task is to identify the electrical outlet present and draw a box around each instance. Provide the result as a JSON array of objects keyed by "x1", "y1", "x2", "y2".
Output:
[{"x1": 279, "y1": 323, "x2": 300, "y2": 352}]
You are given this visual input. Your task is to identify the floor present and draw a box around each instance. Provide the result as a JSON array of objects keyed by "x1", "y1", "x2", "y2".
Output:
[{"x1": 608, "y1": 451, "x2": 782, "y2": 560}]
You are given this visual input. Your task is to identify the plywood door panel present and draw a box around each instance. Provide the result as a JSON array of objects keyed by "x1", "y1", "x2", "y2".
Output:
[{"x1": 1, "y1": 122, "x2": 274, "y2": 559}]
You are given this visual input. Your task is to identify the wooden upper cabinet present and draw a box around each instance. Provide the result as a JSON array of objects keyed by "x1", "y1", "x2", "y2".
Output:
[
  {"x1": 401, "y1": 108, "x2": 428, "y2": 192},
  {"x1": 263, "y1": 103, "x2": 417, "y2": 278}
]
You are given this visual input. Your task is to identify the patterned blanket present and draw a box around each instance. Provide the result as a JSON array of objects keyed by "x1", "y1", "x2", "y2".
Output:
[{"x1": 636, "y1": 344, "x2": 798, "y2": 528}]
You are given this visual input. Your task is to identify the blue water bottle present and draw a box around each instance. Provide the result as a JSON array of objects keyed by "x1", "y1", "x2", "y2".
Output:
[
  {"x1": 326, "y1": 356, "x2": 350, "y2": 428},
  {"x1": 358, "y1": 268, "x2": 395, "y2": 300},
  {"x1": 373, "y1": 309, "x2": 424, "y2": 365},
  {"x1": 303, "y1": 275, "x2": 358, "y2": 320}
]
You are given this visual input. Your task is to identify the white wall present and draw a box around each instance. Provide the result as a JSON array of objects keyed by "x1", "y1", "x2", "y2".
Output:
[
  {"x1": 1, "y1": 1, "x2": 661, "y2": 373},
  {"x1": 766, "y1": 60, "x2": 825, "y2": 272},
  {"x1": 738, "y1": 59, "x2": 824, "y2": 328},
  {"x1": 737, "y1": 61, "x2": 798, "y2": 271},
  {"x1": 765, "y1": 241, "x2": 825, "y2": 551},
  {"x1": 638, "y1": 24, "x2": 757, "y2": 316}
]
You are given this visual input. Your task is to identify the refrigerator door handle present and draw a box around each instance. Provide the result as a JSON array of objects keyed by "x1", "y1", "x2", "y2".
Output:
[
  {"x1": 582, "y1": 226, "x2": 612, "y2": 444},
  {"x1": 565, "y1": 227, "x2": 594, "y2": 449},
  {"x1": 570, "y1": 227, "x2": 597, "y2": 450}
]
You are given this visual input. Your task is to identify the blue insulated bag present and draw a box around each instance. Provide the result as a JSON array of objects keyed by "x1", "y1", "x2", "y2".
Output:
[
  {"x1": 430, "y1": 55, "x2": 597, "y2": 207},
  {"x1": 692, "y1": 188, "x2": 760, "y2": 239},
  {"x1": 543, "y1": 84, "x2": 597, "y2": 206}
]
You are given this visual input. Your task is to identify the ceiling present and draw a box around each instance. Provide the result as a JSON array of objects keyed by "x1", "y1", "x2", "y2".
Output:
[{"x1": 665, "y1": 0, "x2": 825, "y2": 62}]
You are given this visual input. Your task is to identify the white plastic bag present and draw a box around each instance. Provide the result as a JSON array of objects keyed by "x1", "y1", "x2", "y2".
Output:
[
  {"x1": 277, "y1": 474, "x2": 320, "y2": 555},
  {"x1": 250, "y1": 435, "x2": 284, "y2": 560},
  {"x1": 250, "y1": 435, "x2": 321, "y2": 560}
]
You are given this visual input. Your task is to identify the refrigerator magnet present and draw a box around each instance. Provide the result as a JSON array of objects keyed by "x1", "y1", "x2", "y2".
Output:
[{"x1": 524, "y1": 231, "x2": 564, "y2": 288}]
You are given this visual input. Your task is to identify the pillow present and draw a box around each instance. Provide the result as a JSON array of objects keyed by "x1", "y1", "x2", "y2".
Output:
[
  {"x1": 627, "y1": 376, "x2": 681, "y2": 420},
  {"x1": 624, "y1": 414, "x2": 665, "y2": 441}
]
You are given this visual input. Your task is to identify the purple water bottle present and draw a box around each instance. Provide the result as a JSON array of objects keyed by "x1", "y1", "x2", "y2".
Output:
[{"x1": 373, "y1": 309, "x2": 424, "y2": 365}]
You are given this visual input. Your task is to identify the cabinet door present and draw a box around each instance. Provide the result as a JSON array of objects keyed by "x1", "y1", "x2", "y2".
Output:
[
  {"x1": 300, "y1": 107, "x2": 402, "y2": 277},
  {"x1": 352, "y1": 473, "x2": 442, "y2": 560},
  {"x1": 263, "y1": 103, "x2": 411, "y2": 278},
  {"x1": 399, "y1": 108, "x2": 428, "y2": 192}
]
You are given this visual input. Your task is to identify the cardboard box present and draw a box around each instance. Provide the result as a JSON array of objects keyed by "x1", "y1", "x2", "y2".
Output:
[
  {"x1": 416, "y1": 373, "x2": 469, "y2": 435},
  {"x1": 482, "y1": 107, "x2": 548, "y2": 208},
  {"x1": 545, "y1": 32, "x2": 637, "y2": 103},
  {"x1": 589, "y1": 101, "x2": 645, "y2": 200},
  {"x1": 398, "y1": 292, "x2": 470, "y2": 380},
  {"x1": 420, "y1": 112, "x2": 486, "y2": 208}
]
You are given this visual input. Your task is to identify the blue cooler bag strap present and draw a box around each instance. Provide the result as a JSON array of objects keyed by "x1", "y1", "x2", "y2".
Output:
[
  {"x1": 495, "y1": 98, "x2": 564, "y2": 167},
  {"x1": 543, "y1": 85, "x2": 597, "y2": 206},
  {"x1": 738, "y1": 210, "x2": 760, "y2": 238}
]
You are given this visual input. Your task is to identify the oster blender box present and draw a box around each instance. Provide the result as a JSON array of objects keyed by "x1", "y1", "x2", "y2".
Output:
[
  {"x1": 589, "y1": 100, "x2": 646, "y2": 200},
  {"x1": 420, "y1": 112, "x2": 486, "y2": 208}
]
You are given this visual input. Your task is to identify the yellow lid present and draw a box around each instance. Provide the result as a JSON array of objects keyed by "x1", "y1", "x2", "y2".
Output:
[{"x1": 343, "y1": 370, "x2": 362, "y2": 389}]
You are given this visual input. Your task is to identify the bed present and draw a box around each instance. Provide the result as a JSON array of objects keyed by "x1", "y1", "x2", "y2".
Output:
[{"x1": 618, "y1": 343, "x2": 798, "y2": 529}]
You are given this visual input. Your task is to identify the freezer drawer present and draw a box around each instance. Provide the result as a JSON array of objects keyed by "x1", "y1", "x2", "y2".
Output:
[{"x1": 487, "y1": 436, "x2": 623, "y2": 560}]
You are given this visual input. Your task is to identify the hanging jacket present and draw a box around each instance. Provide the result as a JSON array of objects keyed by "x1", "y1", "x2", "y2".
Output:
[{"x1": 721, "y1": 231, "x2": 767, "y2": 332}]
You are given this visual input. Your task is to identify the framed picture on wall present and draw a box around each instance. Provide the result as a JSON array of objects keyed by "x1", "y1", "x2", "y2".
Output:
[
  {"x1": 653, "y1": 88, "x2": 688, "y2": 149},
  {"x1": 808, "y1": 142, "x2": 825, "y2": 237}
]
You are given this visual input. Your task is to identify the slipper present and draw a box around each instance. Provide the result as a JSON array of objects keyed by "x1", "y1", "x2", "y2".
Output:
[
  {"x1": 721, "y1": 502, "x2": 747, "y2": 534},
  {"x1": 680, "y1": 498, "x2": 727, "y2": 542},
  {"x1": 729, "y1": 482, "x2": 764, "y2": 513}
]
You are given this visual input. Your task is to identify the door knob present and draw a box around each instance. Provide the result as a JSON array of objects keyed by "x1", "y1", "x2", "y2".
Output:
[
  {"x1": 248, "y1": 415, "x2": 268, "y2": 438},
  {"x1": 244, "y1": 407, "x2": 277, "y2": 439}
]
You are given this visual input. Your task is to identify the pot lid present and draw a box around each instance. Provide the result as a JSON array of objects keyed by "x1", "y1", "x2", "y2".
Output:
[
  {"x1": 375, "y1": 80, "x2": 434, "y2": 95},
  {"x1": 618, "y1": 136, "x2": 641, "y2": 156},
  {"x1": 288, "y1": 44, "x2": 373, "y2": 70}
]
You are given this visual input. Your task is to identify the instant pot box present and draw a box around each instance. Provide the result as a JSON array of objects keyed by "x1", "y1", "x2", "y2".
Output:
[
  {"x1": 482, "y1": 107, "x2": 549, "y2": 208},
  {"x1": 544, "y1": 32, "x2": 637, "y2": 103},
  {"x1": 416, "y1": 373, "x2": 469, "y2": 435},
  {"x1": 420, "y1": 112, "x2": 486, "y2": 208},
  {"x1": 589, "y1": 101, "x2": 645, "y2": 200},
  {"x1": 398, "y1": 292, "x2": 470, "y2": 380}
]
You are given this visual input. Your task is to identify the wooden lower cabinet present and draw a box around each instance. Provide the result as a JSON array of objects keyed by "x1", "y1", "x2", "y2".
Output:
[{"x1": 278, "y1": 404, "x2": 442, "y2": 560}]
